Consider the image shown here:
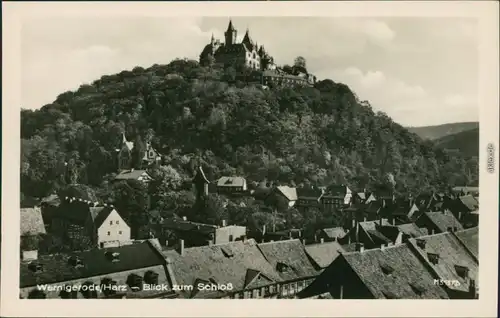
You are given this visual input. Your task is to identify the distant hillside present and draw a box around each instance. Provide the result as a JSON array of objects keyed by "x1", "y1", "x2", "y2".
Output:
[
  {"x1": 434, "y1": 127, "x2": 479, "y2": 158},
  {"x1": 407, "y1": 122, "x2": 479, "y2": 141}
]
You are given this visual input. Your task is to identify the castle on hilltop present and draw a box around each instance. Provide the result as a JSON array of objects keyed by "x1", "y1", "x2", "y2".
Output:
[{"x1": 199, "y1": 20, "x2": 316, "y2": 87}]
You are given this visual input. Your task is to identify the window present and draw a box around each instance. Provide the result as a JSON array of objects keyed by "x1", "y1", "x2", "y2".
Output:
[
  {"x1": 107, "y1": 231, "x2": 111, "y2": 236},
  {"x1": 455, "y1": 265, "x2": 470, "y2": 279},
  {"x1": 427, "y1": 253, "x2": 440, "y2": 265},
  {"x1": 116, "y1": 220, "x2": 119, "y2": 225},
  {"x1": 119, "y1": 231, "x2": 122, "y2": 235},
  {"x1": 110, "y1": 221, "x2": 113, "y2": 225},
  {"x1": 282, "y1": 284, "x2": 289, "y2": 296}
]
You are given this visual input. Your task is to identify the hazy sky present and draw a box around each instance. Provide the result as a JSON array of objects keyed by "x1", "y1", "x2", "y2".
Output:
[{"x1": 21, "y1": 16, "x2": 478, "y2": 127}]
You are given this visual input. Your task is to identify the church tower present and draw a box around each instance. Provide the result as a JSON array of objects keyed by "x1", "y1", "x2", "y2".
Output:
[
  {"x1": 242, "y1": 28, "x2": 253, "y2": 48},
  {"x1": 192, "y1": 166, "x2": 210, "y2": 199},
  {"x1": 224, "y1": 19, "x2": 237, "y2": 46}
]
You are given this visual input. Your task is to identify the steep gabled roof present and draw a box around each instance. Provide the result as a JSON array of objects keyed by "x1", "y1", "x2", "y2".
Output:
[
  {"x1": 408, "y1": 232, "x2": 478, "y2": 293},
  {"x1": 342, "y1": 245, "x2": 449, "y2": 299},
  {"x1": 454, "y1": 227, "x2": 478, "y2": 259},
  {"x1": 162, "y1": 239, "x2": 281, "y2": 298},
  {"x1": 458, "y1": 195, "x2": 479, "y2": 212},
  {"x1": 89, "y1": 206, "x2": 126, "y2": 229},
  {"x1": 20, "y1": 207, "x2": 46, "y2": 236},
  {"x1": 217, "y1": 176, "x2": 246, "y2": 187},
  {"x1": 276, "y1": 186, "x2": 298, "y2": 201},
  {"x1": 423, "y1": 212, "x2": 464, "y2": 233},
  {"x1": 257, "y1": 239, "x2": 318, "y2": 281},
  {"x1": 321, "y1": 227, "x2": 346, "y2": 239},
  {"x1": 305, "y1": 241, "x2": 345, "y2": 269},
  {"x1": 396, "y1": 223, "x2": 428, "y2": 238}
]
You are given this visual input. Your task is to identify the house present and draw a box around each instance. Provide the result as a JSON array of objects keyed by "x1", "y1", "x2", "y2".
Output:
[
  {"x1": 320, "y1": 184, "x2": 353, "y2": 211},
  {"x1": 216, "y1": 176, "x2": 247, "y2": 194},
  {"x1": 257, "y1": 239, "x2": 319, "y2": 298},
  {"x1": 298, "y1": 244, "x2": 449, "y2": 299},
  {"x1": 340, "y1": 219, "x2": 394, "y2": 250},
  {"x1": 304, "y1": 241, "x2": 345, "y2": 271},
  {"x1": 316, "y1": 227, "x2": 346, "y2": 242},
  {"x1": 414, "y1": 192, "x2": 446, "y2": 211},
  {"x1": 20, "y1": 207, "x2": 47, "y2": 261},
  {"x1": 158, "y1": 217, "x2": 246, "y2": 248},
  {"x1": 351, "y1": 190, "x2": 367, "y2": 205},
  {"x1": 415, "y1": 211, "x2": 464, "y2": 234},
  {"x1": 114, "y1": 169, "x2": 152, "y2": 183},
  {"x1": 364, "y1": 192, "x2": 377, "y2": 204},
  {"x1": 272, "y1": 186, "x2": 298, "y2": 207},
  {"x1": 295, "y1": 187, "x2": 323, "y2": 213},
  {"x1": 451, "y1": 186, "x2": 479, "y2": 198},
  {"x1": 407, "y1": 232, "x2": 478, "y2": 299},
  {"x1": 389, "y1": 200, "x2": 421, "y2": 224},
  {"x1": 162, "y1": 239, "x2": 283, "y2": 299},
  {"x1": 51, "y1": 198, "x2": 131, "y2": 249},
  {"x1": 19, "y1": 240, "x2": 177, "y2": 299},
  {"x1": 453, "y1": 227, "x2": 478, "y2": 259},
  {"x1": 445, "y1": 195, "x2": 479, "y2": 228},
  {"x1": 116, "y1": 133, "x2": 161, "y2": 171}
]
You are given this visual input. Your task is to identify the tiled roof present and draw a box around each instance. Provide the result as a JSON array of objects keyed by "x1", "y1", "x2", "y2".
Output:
[
  {"x1": 341, "y1": 243, "x2": 358, "y2": 252},
  {"x1": 20, "y1": 207, "x2": 46, "y2": 236},
  {"x1": 114, "y1": 170, "x2": 151, "y2": 181},
  {"x1": 276, "y1": 186, "x2": 298, "y2": 201},
  {"x1": 305, "y1": 241, "x2": 345, "y2": 269},
  {"x1": 162, "y1": 239, "x2": 281, "y2": 298},
  {"x1": 454, "y1": 227, "x2": 478, "y2": 259},
  {"x1": 458, "y1": 195, "x2": 479, "y2": 212},
  {"x1": 20, "y1": 241, "x2": 165, "y2": 288},
  {"x1": 408, "y1": 232, "x2": 478, "y2": 293},
  {"x1": 396, "y1": 223, "x2": 428, "y2": 238},
  {"x1": 321, "y1": 227, "x2": 346, "y2": 239},
  {"x1": 258, "y1": 239, "x2": 318, "y2": 281},
  {"x1": 343, "y1": 245, "x2": 449, "y2": 299},
  {"x1": 217, "y1": 176, "x2": 246, "y2": 188},
  {"x1": 423, "y1": 212, "x2": 464, "y2": 233}
]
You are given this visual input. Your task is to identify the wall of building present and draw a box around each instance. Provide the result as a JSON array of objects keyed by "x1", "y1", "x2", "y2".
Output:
[
  {"x1": 97, "y1": 210, "x2": 131, "y2": 247},
  {"x1": 214, "y1": 226, "x2": 247, "y2": 244}
]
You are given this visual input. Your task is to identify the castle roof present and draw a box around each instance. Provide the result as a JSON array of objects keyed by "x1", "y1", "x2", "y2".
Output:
[{"x1": 226, "y1": 20, "x2": 235, "y2": 32}]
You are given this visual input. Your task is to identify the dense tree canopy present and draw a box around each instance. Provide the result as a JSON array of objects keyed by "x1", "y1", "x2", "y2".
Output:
[{"x1": 21, "y1": 58, "x2": 478, "y2": 234}]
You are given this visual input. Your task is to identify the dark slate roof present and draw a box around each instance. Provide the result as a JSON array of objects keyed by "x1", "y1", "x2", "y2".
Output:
[
  {"x1": 20, "y1": 207, "x2": 46, "y2": 236},
  {"x1": 458, "y1": 195, "x2": 479, "y2": 211},
  {"x1": 305, "y1": 241, "x2": 345, "y2": 269},
  {"x1": 258, "y1": 239, "x2": 318, "y2": 281},
  {"x1": 114, "y1": 169, "x2": 151, "y2": 181},
  {"x1": 396, "y1": 223, "x2": 428, "y2": 238},
  {"x1": 20, "y1": 241, "x2": 165, "y2": 288},
  {"x1": 162, "y1": 218, "x2": 217, "y2": 235},
  {"x1": 89, "y1": 206, "x2": 117, "y2": 228},
  {"x1": 323, "y1": 185, "x2": 350, "y2": 198},
  {"x1": 423, "y1": 212, "x2": 464, "y2": 232},
  {"x1": 342, "y1": 245, "x2": 449, "y2": 299},
  {"x1": 53, "y1": 201, "x2": 93, "y2": 226},
  {"x1": 296, "y1": 188, "x2": 323, "y2": 200},
  {"x1": 454, "y1": 227, "x2": 478, "y2": 259},
  {"x1": 408, "y1": 233, "x2": 478, "y2": 293},
  {"x1": 162, "y1": 239, "x2": 281, "y2": 298},
  {"x1": 365, "y1": 201, "x2": 383, "y2": 215}
]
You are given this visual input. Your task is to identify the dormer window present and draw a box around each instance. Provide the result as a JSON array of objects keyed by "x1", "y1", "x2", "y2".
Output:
[
  {"x1": 28, "y1": 262, "x2": 43, "y2": 273},
  {"x1": 68, "y1": 256, "x2": 84, "y2": 268},
  {"x1": 380, "y1": 263, "x2": 395, "y2": 275},
  {"x1": 127, "y1": 273, "x2": 143, "y2": 291},
  {"x1": 454, "y1": 265, "x2": 470, "y2": 279},
  {"x1": 277, "y1": 262, "x2": 292, "y2": 273},
  {"x1": 427, "y1": 253, "x2": 439, "y2": 265},
  {"x1": 409, "y1": 282, "x2": 426, "y2": 296},
  {"x1": 221, "y1": 247, "x2": 234, "y2": 258},
  {"x1": 416, "y1": 239, "x2": 426, "y2": 249},
  {"x1": 105, "y1": 251, "x2": 120, "y2": 262},
  {"x1": 144, "y1": 270, "x2": 159, "y2": 285}
]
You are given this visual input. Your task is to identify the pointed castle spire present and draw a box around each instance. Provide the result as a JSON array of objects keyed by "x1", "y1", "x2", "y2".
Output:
[
  {"x1": 210, "y1": 33, "x2": 215, "y2": 44},
  {"x1": 226, "y1": 19, "x2": 235, "y2": 32},
  {"x1": 242, "y1": 28, "x2": 253, "y2": 46}
]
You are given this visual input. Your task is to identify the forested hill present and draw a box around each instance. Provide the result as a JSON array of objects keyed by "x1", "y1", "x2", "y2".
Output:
[
  {"x1": 434, "y1": 127, "x2": 480, "y2": 158},
  {"x1": 21, "y1": 58, "x2": 479, "y2": 200},
  {"x1": 407, "y1": 122, "x2": 479, "y2": 141}
]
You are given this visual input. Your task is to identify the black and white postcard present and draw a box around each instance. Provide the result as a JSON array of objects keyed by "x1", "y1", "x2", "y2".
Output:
[{"x1": 1, "y1": 1, "x2": 499, "y2": 317}]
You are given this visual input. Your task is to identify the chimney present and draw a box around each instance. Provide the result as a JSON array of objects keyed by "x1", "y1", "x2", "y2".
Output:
[
  {"x1": 131, "y1": 168, "x2": 134, "y2": 172},
  {"x1": 355, "y1": 242, "x2": 364, "y2": 253},
  {"x1": 270, "y1": 240, "x2": 274, "y2": 242},
  {"x1": 458, "y1": 211, "x2": 462, "y2": 221},
  {"x1": 320, "y1": 238, "x2": 324, "y2": 244},
  {"x1": 165, "y1": 240, "x2": 169, "y2": 247},
  {"x1": 179, "y1": 239, "x2": 185, "y2": 256},
  {"x1": 262, "y1": 225, "x2": 266, "y2": 235},
  {"x1": 302, "y1": 239, "x2": 306, "y2": 245},
  {"x1": 182, "y1": 216, "x2": 187, "y2": 221},
  {"x1": 391, "y1": 218, "x2": 396, "y2": 226},
  {"x1": 363, "y1": 217, "x2": 367, "y2": 222},
  {"x1": 469, "y1": 279, "x2": 478, "y2": 298},
  {"x1": 380, "y1": 244, "x2": 386, "y2": 250},
  {"x1": 222, "y1": 219, "x2": 227, "y2": 227},
  {"x1": 351, "y1": 218, "x2": 355, "y2": 228},
  {"x1": 208, "y1": 240, "x2": 213, "y2": 246}
]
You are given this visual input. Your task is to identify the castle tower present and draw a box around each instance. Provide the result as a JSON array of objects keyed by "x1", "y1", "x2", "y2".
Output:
[
  {"x1": 210, "y1": 33, "x2": 215, "y2": 45},
  {"x1": 192, "y1": 166, "x2": 210, "y2": 199},
  {"x1": 224, "y1": 19, "x2": 237, "y2": 46},
  {"x1": 242, "y1": 28, "x2": 253, "y2": 47}
]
